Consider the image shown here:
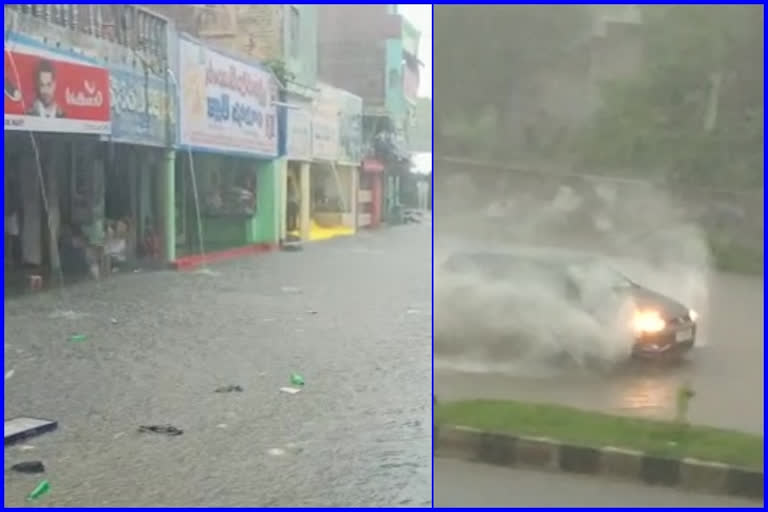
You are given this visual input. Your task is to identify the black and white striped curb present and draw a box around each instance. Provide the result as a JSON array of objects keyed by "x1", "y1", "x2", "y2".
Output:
[{"x1": 436, "y1": 424, "x2": 763, "y2": 501}]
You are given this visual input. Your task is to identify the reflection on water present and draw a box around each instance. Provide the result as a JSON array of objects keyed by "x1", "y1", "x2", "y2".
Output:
[{"x1": 615, "y1": 378, "x2": 673, "y2": 416}]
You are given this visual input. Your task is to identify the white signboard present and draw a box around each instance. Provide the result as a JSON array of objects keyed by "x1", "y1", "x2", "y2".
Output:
[
  {"x1": 311, "y1": 83, "x2": 340, "y2": 161},
  {"x1": 178, "y1": 36, "x2": 278, "y2": 157},
  {"x1": 286, "y1": 107, "x2": 312, "y2": 161}
]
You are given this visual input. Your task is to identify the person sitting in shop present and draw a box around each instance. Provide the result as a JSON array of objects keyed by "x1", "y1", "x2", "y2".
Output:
[
  {"x1": 105, "y1": 219, "x2": 129, "y2": 271},
  {"x1": 58, "y1": 224, "x2": 90, "y2": 277}
]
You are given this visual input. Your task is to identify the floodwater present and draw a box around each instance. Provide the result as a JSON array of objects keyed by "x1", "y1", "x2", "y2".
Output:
[{"x1": 4, "y1": 222, "x2": 432, "y2": 507}]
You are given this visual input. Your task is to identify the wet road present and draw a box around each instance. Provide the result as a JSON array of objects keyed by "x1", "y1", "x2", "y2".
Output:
[
  {"x1": 436, "y1": 458, "x2": 761, "y2": 507},
  {"x1": 4, "y1": 223, "x2": 431, "y2": 507},
  {"x1": 436, "y1": 272, "x2": 763, "y2": 433}
]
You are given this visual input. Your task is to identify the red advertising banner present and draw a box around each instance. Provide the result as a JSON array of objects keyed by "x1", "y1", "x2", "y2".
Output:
[{"x1": 4, "y1": 48, "x2": 110, "y2": 134}]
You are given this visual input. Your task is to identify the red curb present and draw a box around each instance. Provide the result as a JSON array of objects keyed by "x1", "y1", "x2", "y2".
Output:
[{"x1": 172, "y1": 243, "x2": 277, "y2": 271}]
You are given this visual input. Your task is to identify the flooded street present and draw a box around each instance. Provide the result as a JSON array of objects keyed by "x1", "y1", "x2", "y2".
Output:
[
  {"x1": 4, "y1": 223, "x2": 431, "y2": 507},
  {"x1": 436, "y1": 271, "x2": 763, "y2": 433}
]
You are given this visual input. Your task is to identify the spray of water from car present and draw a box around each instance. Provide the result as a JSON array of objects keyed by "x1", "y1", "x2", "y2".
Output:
[{"x1": 435, "y1": 167, "x2": 713, "y2": 376}]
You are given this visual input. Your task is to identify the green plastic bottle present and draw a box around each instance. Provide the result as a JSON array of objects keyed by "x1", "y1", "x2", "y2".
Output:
[
  {"x1": 290, "y1": 373, "x2": 304, "y2": 386},
  {"x1": 27, "y1": 479, "x2": 50, "y2": 501},
  {"x1": 69, "y1": 334, "x2": 87, "y2": 343}
]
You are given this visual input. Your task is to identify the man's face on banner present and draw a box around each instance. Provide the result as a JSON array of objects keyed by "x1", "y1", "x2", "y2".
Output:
[{"x1": 37, "y1": 70, "x2": 55, "y2": 107}]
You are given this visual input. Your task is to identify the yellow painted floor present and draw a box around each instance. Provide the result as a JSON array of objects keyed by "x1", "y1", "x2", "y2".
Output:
[{"x1": 308, "y1": 219, "x2": 355, "y2": 241}]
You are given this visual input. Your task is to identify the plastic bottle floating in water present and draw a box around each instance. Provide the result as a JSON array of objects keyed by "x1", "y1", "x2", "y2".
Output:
[
  {"x1": 69, "y1": 334, "x2": 87, "y2": 343},
  {"x1": 27, "y1": 479, "x2": 50, "y2": 501},
  {"x1": 290, "y1": 373, "x2": 305, "y2": 386}
]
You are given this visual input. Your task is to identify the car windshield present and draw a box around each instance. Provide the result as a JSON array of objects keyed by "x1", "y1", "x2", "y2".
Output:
[{"x1": 566, "y1": 261, "x2": 634, "y2": 291}]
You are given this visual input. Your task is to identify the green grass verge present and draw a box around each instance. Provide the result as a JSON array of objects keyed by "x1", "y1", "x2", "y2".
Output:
[{"x1": 436, "y1": 400, "x2": 763, "y2": 469}]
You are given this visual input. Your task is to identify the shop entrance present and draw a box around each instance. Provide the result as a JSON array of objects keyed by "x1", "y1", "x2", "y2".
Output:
[
  {"x1": 4, "y1": 133, "x2": 106, "y2": 292},
  {"x1": 286, "y1": 162, "x2": 302, "y2": 238}
]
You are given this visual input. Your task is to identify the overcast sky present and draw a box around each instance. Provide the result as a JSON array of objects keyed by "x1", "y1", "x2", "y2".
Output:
[{"x1": 398, "y1": 4, "x2": 432, "y2": 98}]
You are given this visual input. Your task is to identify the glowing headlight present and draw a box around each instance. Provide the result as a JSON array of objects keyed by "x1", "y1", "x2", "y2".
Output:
[
  {"x1": 633, "y1": 310, "x2": 666, "y2": 334},
  {"x1": 689, "y1": 309, "x2": 699, "y2": 323}
]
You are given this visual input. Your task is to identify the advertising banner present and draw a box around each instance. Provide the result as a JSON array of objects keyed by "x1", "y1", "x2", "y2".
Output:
[
  {"x1": 110, "y1": 70, "x2": 174, "y2": 146},
  {"x1": 311, "y1": 83, "x2": 340, "y2": 161},
  {"x1": 285, "y1": 105, "x2": 312, "y2": 161},
  {"x1": 178, "y1": 36, "x2": 278, "y2": 157},
  {"x1": 4, "y1": 39, "x2": 110, "y2": 134},
  {"x1": 338, "y1": 90, "x2": 363, "y2": 166}
]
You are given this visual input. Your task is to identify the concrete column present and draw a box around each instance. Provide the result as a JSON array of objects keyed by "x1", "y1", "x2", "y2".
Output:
[
  {"x1": 277, "y1": 158, "x2": 288, "y2": 241},
  {"x1": 163, "y1": 150, "x2": 176, "y2": 263},
  {"x1": 350, "y1": 166, "x2": 359, "y2": 231},
  {"x1": 299, "y1": 162, "x2": 311, "y2": 241}
]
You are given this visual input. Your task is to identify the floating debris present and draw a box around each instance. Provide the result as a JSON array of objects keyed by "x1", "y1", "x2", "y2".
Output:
[
  {"x1": 110, "y1": 318, "x2": 119, "y2": 325},
  {"x1": 26, "y1": 480, "x2": 50, "y2": 501},
  {"x1": 5, "y1": 369, "x2": 15, "y2": 380},
  {"x1": 49, "y1": 310, "x2": 88, "y2": 320},
  {"x1": 11, "y1": 461, "x2": 45, "y2": 474},
  {"x1": 290, "y1": 373, "x2": 305, "y2": 386},
  {"x1": 216, "y1": 423, "x2": 228, "y2": 429},
  {"x1": 279, "y1": 387, "x2": 301, "y2": 395},
  {"x1": 267, "y1": 448, "x2": 286, "y2": 456},
  {"x1": 214, "y1": 385, "x2": 243, "y2": 393},
  {"x1": 5, "y1": 417, "x2": 58, "y2": 445},
  {"x1": 18, "y1": 445, "x2": 36, "y2": 451},
  {"x1": 281, "y1": 286, "x2": 302, "y2": 294},
  {"x1": 68, "y1": 334, "x2": 87, "y2": 343},
  {"x1": 138, "y1": 424, "x2": 183, "y2": 436},
  {"x1": 194, "y1": 268, "x2": 221, "y2": 277}
]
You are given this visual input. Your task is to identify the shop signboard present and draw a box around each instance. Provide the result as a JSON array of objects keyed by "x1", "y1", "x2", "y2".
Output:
[
  {"x1": 311, "y1": 83, "x2": 340, "y2": 161},
  {"x1": 109, "y1": 69, "x2": 175, "y2": 146},
  {"x1": 4, "y1": 34, "x2": 110, "y2": 134},
  {"x1": 178, "y1": 35, "x2": 278, "y2": 157},
  {"x1": 285, "y1": 103, "x2": 312, "y2": 161},
  {"x1": 337, "y1": 90, "x2": 363, "y2": 166}
]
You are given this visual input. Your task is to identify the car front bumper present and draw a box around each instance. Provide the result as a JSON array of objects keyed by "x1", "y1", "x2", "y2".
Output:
[{"x1": 631, "y1": 323, "x2": 697, "y2": 359}]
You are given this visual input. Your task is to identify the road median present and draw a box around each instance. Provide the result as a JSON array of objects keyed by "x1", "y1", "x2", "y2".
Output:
[{"x1": 435, "y1": 399, "x2": 763, "y2": 501}]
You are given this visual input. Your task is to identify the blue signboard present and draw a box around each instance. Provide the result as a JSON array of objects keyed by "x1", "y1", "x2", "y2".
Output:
[{"x1": 109, "y1": 68, "x2": 175, "y2": 146}]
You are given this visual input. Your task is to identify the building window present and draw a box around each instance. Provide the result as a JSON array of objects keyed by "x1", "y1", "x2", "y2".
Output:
[{"x1": 289, "y1": 6, "x2": 300, "y2": 59}]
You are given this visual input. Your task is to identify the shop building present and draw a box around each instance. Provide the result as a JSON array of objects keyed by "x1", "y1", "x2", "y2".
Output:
[
  {"x1": 283, "y1": 99, "x2": 313, "y2": 241},
  {"x1": 308, "y1": 83, "x2": 357, "y2": 241},
  {"x1": 105, "y1": 37, "x2": 175, "y2": 271},
  {"x1": 171, "y1": 35, "x2": 281, "y2": 269},
  {"x1": 317, "y1": 5, "x2": 417, "y2": 225},
  {"x1": 4, "y1": 6, "x2": 173, "y2": 289}
]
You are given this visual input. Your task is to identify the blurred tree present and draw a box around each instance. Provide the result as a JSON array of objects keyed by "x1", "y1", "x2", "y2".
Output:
[
  {"x1": 578, "y1": 5, "x2": 763, "y2": 189},
  {"x1": 434, "y1": 5, "x2": 593, "y2": 153}
]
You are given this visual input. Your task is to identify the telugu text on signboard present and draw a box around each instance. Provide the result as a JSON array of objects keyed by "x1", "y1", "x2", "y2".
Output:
[{"x1": 178, "y1": 36, "x2": 278, "y2": 157}]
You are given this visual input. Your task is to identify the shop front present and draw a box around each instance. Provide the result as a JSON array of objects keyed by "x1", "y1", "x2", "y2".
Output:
[
  {"x1": 4, "y1": 33, "x2": 111, "y2": 289},
  {"x1": 359, "y1": 158, "x2": 385, "y2": 228},
  {"x1": 338, "y1": 89, "x2": 364, "y2": 230},
  {"x1": 104, "y1": 58, "x2": 175, "y2": 270},
  {"x1": 283, "y1": 95, "x2": 313, "y2": 242},
  {"x1": 173, "y1": 35, "x2": 279, "y2": 267},
  {"x1": 309, "y1": 83, "x2": 356, "y2": 242}
]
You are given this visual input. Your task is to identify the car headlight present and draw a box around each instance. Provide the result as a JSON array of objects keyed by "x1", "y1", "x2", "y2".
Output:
[
  {"x1": 689, "y1": 309, "x2": 699, "y2": 323},
  {"x1": 633, "y1": 310, "x2": 666, "y2": 334}
]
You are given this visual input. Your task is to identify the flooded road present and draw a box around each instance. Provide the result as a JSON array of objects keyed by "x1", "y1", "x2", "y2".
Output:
[
  {"x1": 4, "y1": 223, "x2": 431, "y2": 507},
  {"x1": 436, "y1": 272, "x2": 763, "y2": 433}
]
